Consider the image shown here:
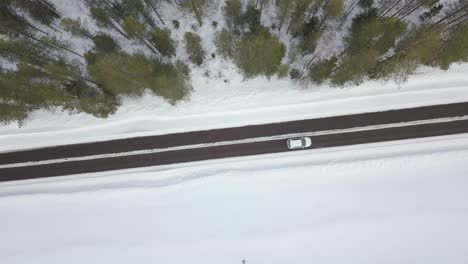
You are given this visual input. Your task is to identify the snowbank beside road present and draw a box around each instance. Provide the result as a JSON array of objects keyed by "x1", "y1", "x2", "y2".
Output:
[
  {"x1": 1, "y1": 134, "x2": 468, "y2": 264},
  {"x1": 1, "y1": 63, "x2": 468, "y2": 152}
]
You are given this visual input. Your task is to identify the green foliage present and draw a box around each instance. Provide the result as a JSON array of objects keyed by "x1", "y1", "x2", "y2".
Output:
[
  {"x1": 0, "y1": 38, "x2": 51, "y2": 66},
  {"x1": 350, "y1": 7, "x2": 377, "y2": 25},
  {"x1": 93, "y1": 33, "x2": 121, "y2": 54},
  {"x1": 150, "y1": 27, "x2": 176, "y2": 57},
  {"x1": 276, "y1": 0, "x2": 341, "y2": 38},
  {"x1": 287, "y1": 0, "x2": 309, "y2": 36},
  {"x1": 0, "y1": 62, "x2": 116, "y2": 124},
  {"x1": 389, "y1": 27, "x2": 439, "y2": 72},
  {"x1": 150, "y1": 27, "x2": 175, "y2": 56},
  {"x1": 309, "y1": 0, "x2": 327, "y2": 11},
  {"x1": 180, "y1": 0, "x2": 207, "y2": 26},
  {"x1": 437, "y1": 23, "x2": 468, "y2": 70},
  {"x1": 243, "y1": 3, "x2": 262, "y2": 33},
  {"x1": 121, "y1": 0, "x2": 156, "y2": 27},
  {"x1": 0, "y1": 103, "x2": 29, "y2": 125},
  {"x1": 77, "y1": 93, "x2": 118, "y2": 118},
  {"x1": 121, "y1": 0, "x2": 145, "y2": 13},
  {"x1": 0, "y1": 4, "x2": 29, "y2": 35},
  {"x1": 158, "y1": 60, "x2": 193, "y2": 102},
  {"x1": 346, "y1": 9, "x2": 407, "y2": 56},
  {"x1": 214, "y1": 29, "x2": 238, "y2": 59},
  {"x1": 0, "y1": 64, "x2": 54, "y2": 109},
  {"x1": 44, "y1": 60, "x2": 79, "y2": 82},
  {"x1": 323, "y1": 0, "x2": 344, "y2": 18},
  {"x1": 235, "y1": 26, "x2": 286, "y2": 78},
  {"x1": 297, "y1": 17, "x2": 322, "y2": 54},
  {"x1": 87, "y1": 52, "x2": 152, "y2": 96},
  {"x1": 257, "y1": 0, "x2": 270, "y2": 10},
  {"x1": 0, "y1": 4, "x2": 123, "y2": 123},
  {"x1": 224, "y1": 0, "x2": 243, "y2": 32},
  {"x1": 90, "y1": 6, "x2": 111, "y2": 29},
  {"x1": 371, "y1": 26, "x2": 443, "y2": 81},
  {"x1": 309, "y1": 57, "x2": 338, "y2": 84},
  {"x1": 275, "y1": 0, "x2": 294, "y2": 30},
  {"x1": 5, "y1": 0, "x2": 466, "y2": 124},
  {"x1": 60, "y1": 18, "x2": 93, "y2": 39},
  {"x1": 302, "y1": 16, "x2": 320, "y2": 36},
  {"x1": 184, "y1": 32, "x2": 205, "y2": 65},
  {"x1": 121, "y1": 0, "x2": 145, "y2": 17},
  {"x1": 330, "y1": 9, "x2": 407, "y2": 85},
  {"x1": 88, "y1": 5, "x2": 131, "y2": 39},
  {"x1": 87, "y1": 52, "x2": 191, "y2": 103},
  {"x1": 332, "y1": 50, "x2": 378, "y2": 85},
  {"x1": 122, "y1": 17, "x2": 145, "y2": 37},
  {"x1": 217, "y1": 0, "x2": 288, "y2": 78},
  {"x1": 11, "y1": 0, "x2": 60, "y2": 26},
  {"x1": 61, "y1": 79, "x2": 120, "y2": 119},
  {"x1": 70, "y1": 81, "x2": 119, "y2": 118}
]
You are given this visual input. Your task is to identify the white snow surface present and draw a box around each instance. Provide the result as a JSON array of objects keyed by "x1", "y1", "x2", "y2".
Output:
[{"x1": 1, "y1": 133, "x2": 468, "y2": 263}]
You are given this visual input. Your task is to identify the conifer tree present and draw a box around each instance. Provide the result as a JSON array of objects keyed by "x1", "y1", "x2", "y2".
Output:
[
  {"x1": 179, "y1": 0, "x2": 207, "y2": 26},
  {"x1": 235, "y1": 26, "x2": 286, "y2": 77},
  {"x1": 215, "y1": 29, "x2": 238, "y2": 58},
  {"x1": 371, "y1": 25, "x2": 443, "y2": 81},
  {"x1": 437, "y1": 23, "x2": 468, "y2": 69},
  {"x1": 224, "y1": 0, "x2": 243, "y2": 33},
  {"x1": 184, "y1": 32, "x2": 205, "y2": 65},
  {"x1": 150, "y1": 28, "x2": 176, "y2": 57},
  {"x1": 60, "y1": 18, "x2": 93, "y2": 39}
]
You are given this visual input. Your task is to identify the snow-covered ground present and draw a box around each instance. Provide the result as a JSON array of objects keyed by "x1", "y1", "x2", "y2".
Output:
[{"x1": 1, "y1": 133, "x2": 468, "y2": 264}]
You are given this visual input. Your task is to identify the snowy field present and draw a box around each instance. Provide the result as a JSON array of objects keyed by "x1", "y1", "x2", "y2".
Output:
[{"x1": 1, "y1": 133, "x2": 468, "y2": 263}]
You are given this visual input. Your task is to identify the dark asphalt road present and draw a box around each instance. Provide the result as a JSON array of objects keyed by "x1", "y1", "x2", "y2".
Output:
[
  {"x1": 1, "y1": 101, "x2": 468, "y2": 165},
  {"x1": 1, "y1": 118, "x2": 468, "y2": 182}
]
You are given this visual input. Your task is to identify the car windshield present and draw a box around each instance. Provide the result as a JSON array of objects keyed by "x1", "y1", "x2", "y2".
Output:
[{"x1": 289, "y1": 139, "x2": 303, "y2": 148}]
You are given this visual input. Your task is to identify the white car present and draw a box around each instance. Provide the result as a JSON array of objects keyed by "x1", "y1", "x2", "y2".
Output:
[{"x1": 287, "y1": 137, "x2": 312, "y2": 149}]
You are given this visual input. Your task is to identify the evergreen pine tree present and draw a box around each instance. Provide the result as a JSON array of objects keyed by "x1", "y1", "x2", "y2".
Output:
[{"x1": 184, "y1": 32, "x2": 205, "y2": 65}]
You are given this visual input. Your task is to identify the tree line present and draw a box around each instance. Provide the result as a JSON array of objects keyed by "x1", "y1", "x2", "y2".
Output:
[
  {"x1": 307, "y1": 0, "x2": 468, "y2": 85},
  {"x1": 1, "y1": 0, "x2": 191, "y2": 124}
]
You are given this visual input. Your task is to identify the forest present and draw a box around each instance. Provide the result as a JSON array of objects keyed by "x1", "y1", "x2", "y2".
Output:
[{"x1": 1, "y1": 0, "x2": 467, "y2": 124}]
